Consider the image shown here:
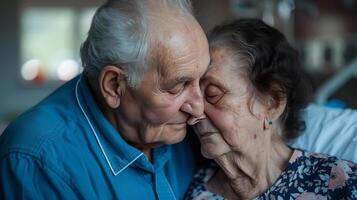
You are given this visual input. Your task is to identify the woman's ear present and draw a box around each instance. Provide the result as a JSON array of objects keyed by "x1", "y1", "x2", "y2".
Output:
[
  {"x1": 267, "y1": 96, "x2": 287, "y2": 121},
  {"x1": 98, "y1": 65, "x2": 127, "y2": 109}
]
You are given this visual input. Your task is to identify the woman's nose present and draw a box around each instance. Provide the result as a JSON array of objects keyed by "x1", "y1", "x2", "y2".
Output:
[{"x1": 187, "y1": 114, "x2": 206, "y2": 125}]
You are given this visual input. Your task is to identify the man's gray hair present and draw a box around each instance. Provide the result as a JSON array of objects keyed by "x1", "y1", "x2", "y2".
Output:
[{"x1": 80, "y1": 0, "x2": 193, "y2": 88}]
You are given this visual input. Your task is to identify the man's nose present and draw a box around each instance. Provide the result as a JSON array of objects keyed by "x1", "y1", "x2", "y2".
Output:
[{"x1": 180, "y1": 84, "x2": 204, "y2": 118}]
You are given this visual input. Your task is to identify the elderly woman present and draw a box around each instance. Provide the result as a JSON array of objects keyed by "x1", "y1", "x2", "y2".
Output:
[{"x1": 185, "y1": 19, "x2": 357, "y2": 200}]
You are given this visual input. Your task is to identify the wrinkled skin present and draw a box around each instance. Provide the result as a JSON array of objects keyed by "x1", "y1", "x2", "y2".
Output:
[
  {"x1": 97, "y1": 3, "x2": 210, "y2": 158},
  {"x1": 193, "y1": 46, "x2": 292, "y2": 199},
  {"x1": 194, "y1": 46, "x2": 265, "y2": 159}
]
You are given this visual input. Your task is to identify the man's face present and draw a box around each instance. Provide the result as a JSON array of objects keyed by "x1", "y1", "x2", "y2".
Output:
[{"x1": 118, "y1": 15, "x2": 210, "y2": 147}]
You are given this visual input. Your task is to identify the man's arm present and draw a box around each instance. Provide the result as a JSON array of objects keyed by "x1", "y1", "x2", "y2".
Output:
[{"x1": 0, "y1": 153, "x2": 79, "y2": 200}]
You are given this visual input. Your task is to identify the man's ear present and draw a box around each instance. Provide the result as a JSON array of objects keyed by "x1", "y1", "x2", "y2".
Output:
[{"x1": 98, "y1": 65, "x2": 126, "y2": 109}]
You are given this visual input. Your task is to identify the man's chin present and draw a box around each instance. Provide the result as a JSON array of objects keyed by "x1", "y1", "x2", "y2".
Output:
[
  {"x1": 133, "y1": 142, "x2": 163, "y2": 149},
  {"x1": 163, "y1": 127, "x2": 187, "y2": 145}
]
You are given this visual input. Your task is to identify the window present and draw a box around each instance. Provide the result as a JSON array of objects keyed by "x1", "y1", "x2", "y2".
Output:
[{"x1": 20, "y1": 7, "x2": 96, "y2": 84}]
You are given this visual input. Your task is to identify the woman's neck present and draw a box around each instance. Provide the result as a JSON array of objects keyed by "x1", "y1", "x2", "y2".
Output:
[{"x1": 207, "y1": 135, "x2": 293, "y2": 199}]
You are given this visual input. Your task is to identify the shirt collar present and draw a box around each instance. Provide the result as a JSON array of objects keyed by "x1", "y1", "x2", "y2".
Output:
[{"x1": 74, "y1": 75, "x2": 156, "y2": 175}]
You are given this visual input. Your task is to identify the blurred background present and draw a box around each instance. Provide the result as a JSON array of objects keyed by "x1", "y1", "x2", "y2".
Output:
[{"x1": 1, "y1": 0, "x2": 357, "y2": 133}]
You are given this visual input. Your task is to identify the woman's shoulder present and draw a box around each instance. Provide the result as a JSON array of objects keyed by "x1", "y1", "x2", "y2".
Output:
[
  {"x1": 292, "y1": 149, "x2": 356, "y2": 177},
  {"x1": 259, "y1": 149, "x2": 357, "y2": 199},
  {"x1": 299, "y1": 150, "x2": 356, "y2": 197},
  {"x1": 184, "y1": 161, "x2": 225, "y2": 200}
]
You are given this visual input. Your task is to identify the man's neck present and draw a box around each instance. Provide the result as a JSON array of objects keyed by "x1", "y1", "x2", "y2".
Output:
[
  {"x1": 103, "y1": 109, "x2": 155, "y2": 161},
  {"x1": 208, "y1": 135, "x2": 292, "y2": 199}
]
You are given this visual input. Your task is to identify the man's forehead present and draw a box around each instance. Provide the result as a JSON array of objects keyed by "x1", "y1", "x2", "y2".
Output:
[
  {"x1": 152, "y1": 37, "x2": 199, "y2": 76},
  {"x1": 158, "y1": 60, "x2": 210, "y2": 87},
  {"x1": 147, "y1": 14, "x2": 209, "y2": 82}
]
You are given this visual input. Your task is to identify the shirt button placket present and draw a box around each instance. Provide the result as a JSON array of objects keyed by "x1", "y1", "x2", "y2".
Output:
[{"x1": 154, "y1": 169, "x2": 176, "y2": 200}]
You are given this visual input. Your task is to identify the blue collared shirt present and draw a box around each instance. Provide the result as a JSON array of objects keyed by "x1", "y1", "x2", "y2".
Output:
[{"x1": 0, "y1": 76, "x2": 196, "y2": 199}]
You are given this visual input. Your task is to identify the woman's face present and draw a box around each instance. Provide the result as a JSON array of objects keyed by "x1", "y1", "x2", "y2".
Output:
[{"x1": 194, "y1": 46, "x2": 266, "y2": 159}]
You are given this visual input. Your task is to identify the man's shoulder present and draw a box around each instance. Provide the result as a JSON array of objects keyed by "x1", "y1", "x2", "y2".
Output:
[{"x1": 0, "y1": 77, "x2": 82, "y2": 158}]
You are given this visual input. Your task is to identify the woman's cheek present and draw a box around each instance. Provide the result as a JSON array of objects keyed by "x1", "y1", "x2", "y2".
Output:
[
  {"x1": 204, "y1": 101, "x2": 236, "y2": 134},
  {"x1": 205, "y1": 105, "x2": 244, "y2": 149}
]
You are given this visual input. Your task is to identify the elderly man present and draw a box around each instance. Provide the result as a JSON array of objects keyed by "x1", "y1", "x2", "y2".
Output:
[{"x1": 0, "y1": 0, "x2": 209, "y2": 199}]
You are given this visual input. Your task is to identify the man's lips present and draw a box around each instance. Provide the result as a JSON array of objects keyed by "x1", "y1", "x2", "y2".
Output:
[{"x1": 166, "y1": 122, "x2": 187, "y2": 130}]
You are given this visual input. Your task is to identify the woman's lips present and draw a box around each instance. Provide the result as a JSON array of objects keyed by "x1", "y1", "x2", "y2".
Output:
[
  {"x1": 187, "y1": 114, "x2": 207, "y2": 125},
  {"x1": 198, "y1": 131, "x2": 219, "y2": 138},
  {"x1": 193, "y1": 119, "x2": 219, "y2": 135},
  {"x1": 191, "y1": 117, "x2": 220, "y2": 139},
  {"x1": 167, "y1": 121, "x2": 185, "y2": 123}
]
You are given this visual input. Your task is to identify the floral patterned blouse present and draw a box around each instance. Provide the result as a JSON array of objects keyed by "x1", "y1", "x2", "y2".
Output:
[{"x1": 185, "y1": 149, "x2": 357, "y2": 200}]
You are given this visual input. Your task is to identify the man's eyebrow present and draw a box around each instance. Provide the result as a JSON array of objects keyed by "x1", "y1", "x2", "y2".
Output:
[
  {"x1": 176, "y1": 76, "x2": 194, "y2": 84},
  {"x1": 164, "y1": 76, "x2": 193, "y2": 89},
  {"x1": 164, "y1": 59, "x2": 211, "y2": 88}
]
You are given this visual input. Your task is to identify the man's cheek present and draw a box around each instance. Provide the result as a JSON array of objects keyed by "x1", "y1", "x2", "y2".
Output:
[{"x1": 143, "y1": 108, "x2": 174, "y2": 124}]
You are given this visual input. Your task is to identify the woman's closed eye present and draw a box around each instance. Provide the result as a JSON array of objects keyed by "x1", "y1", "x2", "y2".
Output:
[{"x1": 205, "y1": 84, "x2": 224, "y2": 104}]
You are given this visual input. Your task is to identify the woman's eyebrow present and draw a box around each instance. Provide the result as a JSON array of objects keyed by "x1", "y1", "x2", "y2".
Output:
[
  {"x1": 202, "y1": 60, "x2": 212, "y2": 77},
  {"x1": 201, "y1": 75, "x2": 220, "y2": 85},
  {"x1": 202, "y1": 73, "x2": 229, "y2": 92}
]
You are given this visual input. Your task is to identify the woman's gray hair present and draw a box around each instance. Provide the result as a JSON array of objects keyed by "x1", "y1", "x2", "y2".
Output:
[{"x1": 80, "y1": 0, "x2": 193, "y2": 88}]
